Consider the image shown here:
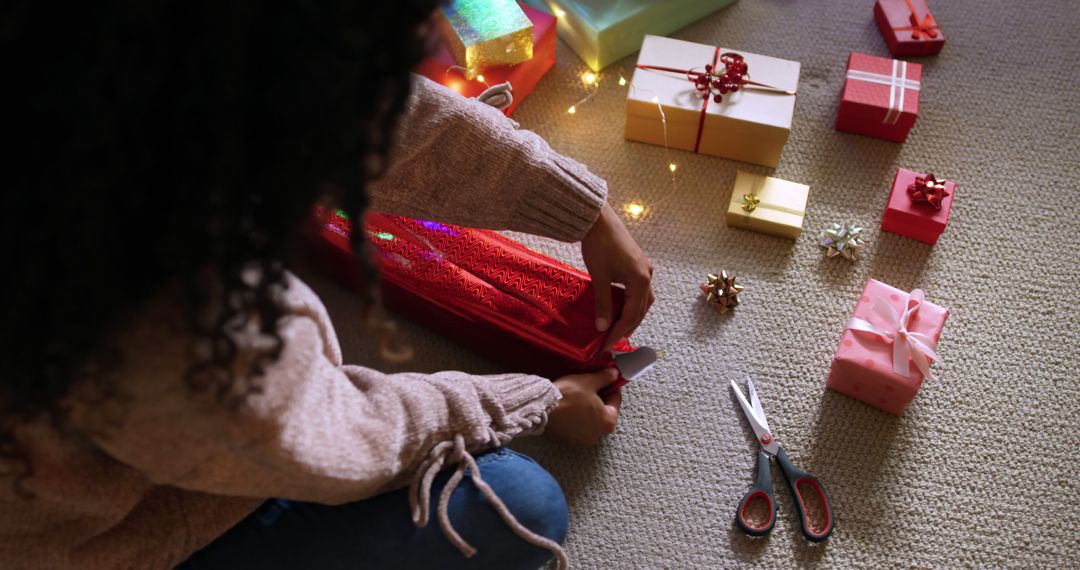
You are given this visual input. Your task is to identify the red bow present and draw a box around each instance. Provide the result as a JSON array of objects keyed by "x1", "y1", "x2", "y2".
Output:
[
  {"x1": 906, "y1": 13, "x2": 939, "y2": 39},
  {"x1": 908, "y1": 173, "x2": 950, "y2": 210},
  {"x1": 896, "y1": 0, "x2": 939, "y2": 40}
]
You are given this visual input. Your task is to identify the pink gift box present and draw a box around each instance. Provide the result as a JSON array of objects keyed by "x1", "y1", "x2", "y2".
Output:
[
  {"x1": 881, "y1": 168, "x2": 955, "y2": 244},
  {"x1": 835, "y1": 52, "x2": 922, "y2": 143},
  {"x1": 827, "y1": 279, "x2": 949, "y2": 416},
  {"x1": 874, "y1": 0, "x2": 945, "y2": 57}
]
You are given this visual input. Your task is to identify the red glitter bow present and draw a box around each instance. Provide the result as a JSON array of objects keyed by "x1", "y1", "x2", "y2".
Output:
[
  {"x1": 908, "y1": 173, "x2": 950, "y2": 209},
  {"x1": 895, "y1": 0, "x2": 939, "y2": 40}
]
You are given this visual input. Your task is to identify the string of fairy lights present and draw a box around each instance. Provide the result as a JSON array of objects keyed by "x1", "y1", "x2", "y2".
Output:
[
  {"x1": 444, "y1": 54, "x2": 682, "y2": 224},
  {"x1": 544, "y1": 0, "x2": 680, "y2": 218},
  {"x1": 563, "y1": 69, "x2": 680, "y2": 223},
  {"x1": 446, "y1": 65, "x2": 491, "y2": 87}
]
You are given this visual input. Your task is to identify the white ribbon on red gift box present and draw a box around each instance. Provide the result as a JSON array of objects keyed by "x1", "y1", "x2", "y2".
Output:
[
  {"x1": 846, "y1": 59, "x2": 920, "y2": 125},
  {"x1": 847, "y1": 288, "x2": 942, "y2": 380}
]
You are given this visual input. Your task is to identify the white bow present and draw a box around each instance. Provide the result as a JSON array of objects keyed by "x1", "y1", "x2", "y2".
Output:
[{"x1": 847, "y1": 289, "x2": 942, "y2": 380}]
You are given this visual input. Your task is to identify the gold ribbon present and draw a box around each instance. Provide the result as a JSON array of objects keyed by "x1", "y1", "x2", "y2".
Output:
[{"x1": 739, "y1": 175, "x2": 803, "y2": 218}]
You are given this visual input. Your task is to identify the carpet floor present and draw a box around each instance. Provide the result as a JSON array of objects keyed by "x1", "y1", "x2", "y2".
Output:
[{"x1": 311, "y1": 0, "x2": 1080, "y2": 567}]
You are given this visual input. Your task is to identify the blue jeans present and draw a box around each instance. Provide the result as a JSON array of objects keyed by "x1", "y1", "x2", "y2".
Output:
[{"x1": 178, "y1": 448, "x2": 569, "y2": 570}]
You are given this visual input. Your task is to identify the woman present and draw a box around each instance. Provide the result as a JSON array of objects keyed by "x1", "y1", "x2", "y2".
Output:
[{"x1": 1, "y1": 2, "x2": 653, "y2": 569}]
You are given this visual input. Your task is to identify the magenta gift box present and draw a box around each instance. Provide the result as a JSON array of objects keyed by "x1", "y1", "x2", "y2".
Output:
[
  {"x1": 827, "y1": 279, "x2": 949, "y2": 416},
  {"x1": 874, "y1": 0, "x2": 945, "y2": 57},
  {"x1": 881, "y1": 168, "x2": 955, "y2": 244}
]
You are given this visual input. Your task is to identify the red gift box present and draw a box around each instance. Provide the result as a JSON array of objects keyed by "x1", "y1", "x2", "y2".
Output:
[
  {"x1": 874, "y1": 0, "x2": 945, "y2": 57},
  {"x1": 417, "y1": 2, "x2": 555, "y2": 116},
  {"x1": 835, "y1": 52, "x2": 922, "y2": 143},
  {"x1": 881, "y1": 168, "x2": 955, "y2": 244},
  {"x1": 308, "y1": 209, "x2": 627, "y2": 379}
]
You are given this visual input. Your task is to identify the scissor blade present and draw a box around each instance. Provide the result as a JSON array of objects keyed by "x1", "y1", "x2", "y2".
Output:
[
  {"x1": 746, "y1": 375, "x2": 769, "y2": 432},
  {"x1": 614, "y1": 347, "x2": 657, "y2": 381},
  {"x1": 731, "y1": 378, "x2": 779, "y2": 455}
]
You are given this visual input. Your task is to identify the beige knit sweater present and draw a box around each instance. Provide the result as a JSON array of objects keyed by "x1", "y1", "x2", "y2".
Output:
[{"x1": 0, "y1": 76, "x2": 608, "y2": 569}]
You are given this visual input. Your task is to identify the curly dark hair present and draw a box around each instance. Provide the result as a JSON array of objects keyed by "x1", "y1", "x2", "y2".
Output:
[{"x1": 0, "y1": 0, "x2": 439, "y2": 485}]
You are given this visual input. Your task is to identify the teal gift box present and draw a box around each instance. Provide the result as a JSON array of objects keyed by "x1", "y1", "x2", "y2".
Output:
[{"x1": 525, "y1": 0, "x2": 737, "y2": 71}]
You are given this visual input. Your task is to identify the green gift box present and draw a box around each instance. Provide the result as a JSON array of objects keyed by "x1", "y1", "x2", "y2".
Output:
[{"x1": 525, "y1": 0, "x2": 737, "y2": 71}]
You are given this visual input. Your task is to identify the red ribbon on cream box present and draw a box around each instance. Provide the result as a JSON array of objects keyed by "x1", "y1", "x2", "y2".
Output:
[
  {"x1": 624, "y1": 35, "x2": 800, "y2": 168},
  {"x1": 835, "y1": 52, "x2": 923, "y2": 143},
  {"x1": 307, "y1": 209, "x2": 634, "y2": 381}
]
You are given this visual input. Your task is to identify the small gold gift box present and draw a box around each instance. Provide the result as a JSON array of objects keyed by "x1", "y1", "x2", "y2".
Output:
[{"x1": 724, "y1": 171, "x2": 809, "y2": 239}]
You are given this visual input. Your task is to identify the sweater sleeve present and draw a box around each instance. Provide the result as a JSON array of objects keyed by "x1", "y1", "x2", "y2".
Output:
[
  {"x1": 83, "y1": 276, "x2": 561, "y2": 505},
  {"x1": 365, "y1": 74, "x2": 608, "y2": 243}
]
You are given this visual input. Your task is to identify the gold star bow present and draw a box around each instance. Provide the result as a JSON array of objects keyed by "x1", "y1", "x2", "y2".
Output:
[
  {"x1": 741, "y1": 194, "x2": 760, "y2": 212},
  {"x1": 701, "y1": 270, "x2": 744, "y2": 313}
]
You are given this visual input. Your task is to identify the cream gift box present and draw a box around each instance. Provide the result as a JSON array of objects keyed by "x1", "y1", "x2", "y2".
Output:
[
  {"x1": 724, "y1": 171, "x2": 809, "y2": 239},
  {"x1": 624, "y1": 35, "x2": 800, "y2": 168}
]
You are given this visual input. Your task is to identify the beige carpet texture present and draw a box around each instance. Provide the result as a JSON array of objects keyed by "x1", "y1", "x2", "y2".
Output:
[{"x1": 309, "y1": 1, "x2": 1080, "y2": 568}]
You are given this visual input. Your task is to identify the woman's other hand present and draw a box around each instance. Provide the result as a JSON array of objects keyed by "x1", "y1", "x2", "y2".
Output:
[
  {"x1": 545, "y1": 369, "x2": 622, "y2": 446},
  {"x1": 581, "y1": 202, "x2": 655, "y2": 352}
]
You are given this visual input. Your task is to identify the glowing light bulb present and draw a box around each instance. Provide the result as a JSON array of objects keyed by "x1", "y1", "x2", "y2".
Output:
[
  {"x1": 553, "y1": 7, "x2": 566, "y2": 18},
  {"x1": 625, "y1": 201, "x2": 646, "y2": 220},
  {"x1": 668, "y1": 163, "x2": 677, "y2": 173},
  {"x1": 581, "y1": 71, "x2": 597, "y2": 86},
  {"x1": 476, "y1": 74, "x2": 486, "y2": 83},
  {"x1": 567, "y1": 105, "x2": 577, "y2": 114},
  {"x1": 447, "y1": 80, "x2": 464, "y2": 94},
  {"x1": 618, "y1": 76, "x2": 627, "y2": 86}
]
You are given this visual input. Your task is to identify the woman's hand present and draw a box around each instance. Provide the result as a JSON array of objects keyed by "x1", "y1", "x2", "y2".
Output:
[
  {"x1": 581, "y1": 202, "x2": 655, "y2": 351},
  {"x1": 544, "y1": 369, "x2": 622, "y2": 446}
]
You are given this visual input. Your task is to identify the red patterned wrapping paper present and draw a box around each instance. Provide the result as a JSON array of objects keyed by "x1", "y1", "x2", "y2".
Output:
[{"x1": 309, "y1": 209, "x2": 628, "y2": 379}]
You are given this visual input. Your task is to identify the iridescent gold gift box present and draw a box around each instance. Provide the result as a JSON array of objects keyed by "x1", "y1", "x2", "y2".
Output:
[{"x1": 438, "y1": 0, "x2": 533, "y2": 78}]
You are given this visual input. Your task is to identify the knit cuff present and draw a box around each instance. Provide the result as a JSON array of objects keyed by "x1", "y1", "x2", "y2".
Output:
[
  {"x1": 509, "y1": 153, "x2": 608, "y2": 243},
  {"x1": 486, "y1": 374, "x2": 562, "y2": 438}
]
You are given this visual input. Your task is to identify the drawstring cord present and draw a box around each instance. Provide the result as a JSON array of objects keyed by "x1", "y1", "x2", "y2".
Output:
[
  {"x1": 408, "y1": 428, "x2": 568, "y2": 569},
  {"x1": 473, "y1": 82, "x2": 514, "y2": 111},
  {"x1": 405, "y1": 77, "x2": 562, "y2": 566}
]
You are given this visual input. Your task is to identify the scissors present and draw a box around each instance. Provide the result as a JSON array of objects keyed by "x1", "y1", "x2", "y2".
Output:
[
  {"x1": 598, "y1": 346, "x2": 658, "y2": 399},
  {"x1": 731, "y1": 376, "x2": 834, "y2": 542}
]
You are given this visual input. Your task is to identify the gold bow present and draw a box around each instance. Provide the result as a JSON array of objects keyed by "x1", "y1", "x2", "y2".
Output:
[{"x1": 741, "y1": 194, "x2": 760, "y2": 212}]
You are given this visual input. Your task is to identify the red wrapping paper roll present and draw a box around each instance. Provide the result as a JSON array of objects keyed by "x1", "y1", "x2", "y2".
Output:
[{"x1": 308, "y1": 209, "x2": 629, "y2": 379}]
